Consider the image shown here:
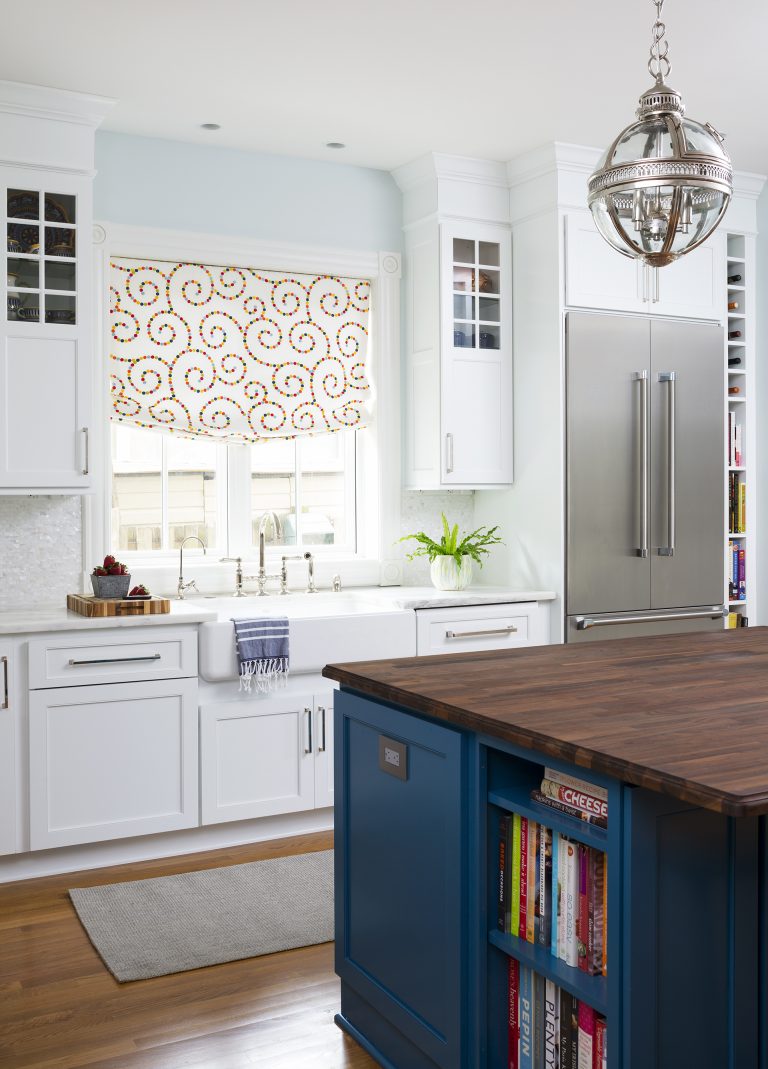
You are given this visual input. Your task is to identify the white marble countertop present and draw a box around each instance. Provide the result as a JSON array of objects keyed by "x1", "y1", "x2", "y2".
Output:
[
  {"x1": 0, "y1": 586, "x2": 555, "y2": 636},
  {"x1": 0, "y1": 600, "x2": 217, "y2": 635}
]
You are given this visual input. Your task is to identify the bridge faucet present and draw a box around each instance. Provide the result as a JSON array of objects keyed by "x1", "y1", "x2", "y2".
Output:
[{"x1": 177, "y1": 535, "x2": 206, "y2": 599}]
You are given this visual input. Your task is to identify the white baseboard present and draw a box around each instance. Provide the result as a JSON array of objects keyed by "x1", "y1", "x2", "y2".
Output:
[{"x1": 0, "y1": 808, "x2": 334, "y2": 884}]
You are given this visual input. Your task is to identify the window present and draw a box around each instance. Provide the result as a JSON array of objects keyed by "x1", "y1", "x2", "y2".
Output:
[{"x1": 111, "y1": 425, "x2": 357, "y2": 557}]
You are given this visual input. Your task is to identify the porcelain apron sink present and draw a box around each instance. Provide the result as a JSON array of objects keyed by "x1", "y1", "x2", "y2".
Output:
[{"x1": 195, "y1": 592, "x2": 415, "y2": 681}]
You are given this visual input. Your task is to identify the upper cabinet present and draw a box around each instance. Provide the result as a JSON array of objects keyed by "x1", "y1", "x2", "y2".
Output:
[
  {"x1": 0, "y1": 81, "x2": 112, "y2": 493},
  {"x1": 396, "y1": 155, "x2": 513, "y2": 489},
  {"x1": 565, "y1": 210, "x2": 724, "y2": 321}
]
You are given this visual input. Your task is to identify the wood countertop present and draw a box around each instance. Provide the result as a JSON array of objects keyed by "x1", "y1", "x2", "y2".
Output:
[{"x1": 324, "y1": 627, "x2": 768, "y2": 816}]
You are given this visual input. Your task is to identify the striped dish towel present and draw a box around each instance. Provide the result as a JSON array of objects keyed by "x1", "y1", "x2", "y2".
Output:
[{"x1": 232, "y1": 617, "x2": 289, "y2": 693}]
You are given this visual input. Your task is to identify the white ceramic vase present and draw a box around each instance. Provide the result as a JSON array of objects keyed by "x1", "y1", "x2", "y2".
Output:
[{"x1": 430, "y1": 555, "x2": 473, "y2": 591}]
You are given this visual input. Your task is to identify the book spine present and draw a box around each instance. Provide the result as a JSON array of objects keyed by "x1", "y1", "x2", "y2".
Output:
[
  {"x1": 498, "y1": 814, "x2": 510, "y2": 933},
  {"x1": 577, "y1": 1002, "x2": 595, "y2": 1069},
  {"x1": 602, "y1": 850, "x2": 608, "y2": 976},
  {"x1": 539, "y1": 825, "x2": 552, "y2": 948},
  {"x1": 543, "y1": 767, "x2": 608, "y2": 802},
  {"x1": 578, "y1": 843, "x2": 588, "y2": 972},
  {"x1": 540, "y1": 779, "x2": 608, "y2": 820},
  {"x1": 559, "y1": 988, "x2": 573, "y2": 1069},
  {"x1": 527, "y1": 821, "x2": 538, "y2": 943},
  {"x1": 739, "y1": 548, "x2": 746, "y2": 600},
  {"x1": 591, "y1": 850, "x2": 604, "y2": 975},
  {"x1": 519, "y1": 965, "x2": 533, "y2": 1069},
  {"x1": 595, "y1": 1016, "x2": 607, "y2": 1069},
  {"x1": 530, "y1": 789, "x2": 608, "y2": 829},
  {"x1": 550, "y1": 831, "x2": 559, "y2": 958},
  {"x1": 519, "y1": 817, "x2": 529, "y2": 940},
  {"x1": 533, "y1": 972, "x2": 545, "y2": 1069},
  {"x1": 508, "y1": 956, "x2": 520, "y2": 1069},
  {"x1": 558, "y1": 836, "x2": 567, "y2": 961},
  {"x1": 544, "y1": 978, "x2": 558, "y2": 1069},
  {"x1": 565, "y1": 840, "x2": 578, "y2": 967},
  {"x1": 511, "y1": 814, "x2": 522, "y2": 938},
  {"x1": 586, "y1": 847, "x2": 596, "y2": 976}
]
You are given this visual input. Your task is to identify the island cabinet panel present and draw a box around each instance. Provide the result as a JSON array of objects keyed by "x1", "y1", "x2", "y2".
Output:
[
  {"x1": 334, "y1": 689, "x2": 467, "y2": 1069},
  {"x1": 622, "y1": 789, "x2": 760, "y2": 1069}
]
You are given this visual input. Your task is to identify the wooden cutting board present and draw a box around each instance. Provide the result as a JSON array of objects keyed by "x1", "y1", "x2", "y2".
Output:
[{"x1": 67, "y1": 594, "x2": 172, "y2": 617}]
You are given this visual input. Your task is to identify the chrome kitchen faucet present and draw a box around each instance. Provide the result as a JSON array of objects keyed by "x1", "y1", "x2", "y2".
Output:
[{"x1": 177, "y1": 535, "x2": 207, "y2": 599}]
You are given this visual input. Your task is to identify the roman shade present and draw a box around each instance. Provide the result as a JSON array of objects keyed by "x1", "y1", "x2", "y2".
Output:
[{"x1": 109, "y1": 258, "x2": 371, "y2": 442}]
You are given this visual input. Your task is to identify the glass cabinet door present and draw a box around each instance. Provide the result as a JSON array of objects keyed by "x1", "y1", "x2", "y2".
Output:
[
  {"x1": 451, "y1": 236, "x2": 501, "y2": 351},
  {"x1": 6, "y1": 187, "x2": 77, "y2": 326}
]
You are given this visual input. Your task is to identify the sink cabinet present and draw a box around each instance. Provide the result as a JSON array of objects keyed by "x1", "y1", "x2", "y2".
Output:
[{"x1": 200, "y1": 688, "x2": 335, "y2": 824}]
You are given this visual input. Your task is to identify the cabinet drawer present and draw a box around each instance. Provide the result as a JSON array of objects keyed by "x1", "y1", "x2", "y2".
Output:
[
  {"x1": 416, "y1": 602, "x2": 546, "y2": 655},
  {"x1": 28, "y1": 627, "x2": 197, "y2": 689}
]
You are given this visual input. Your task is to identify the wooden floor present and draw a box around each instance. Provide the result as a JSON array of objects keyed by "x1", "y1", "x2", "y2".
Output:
[{"x1": 0, "y1": 832, "x2": 379, "y2": 1069}]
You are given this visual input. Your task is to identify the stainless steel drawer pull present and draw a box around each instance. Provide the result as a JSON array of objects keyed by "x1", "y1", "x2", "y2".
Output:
[
  {"x1": 1, "y1": 656, "x2": 8, "y2": 709},
  {"x1": 68, "y1": 654, "x2": 163, "y2": 666},
  {"x1": 445, "y1": 625, "x2": 517, "y2": 640}
]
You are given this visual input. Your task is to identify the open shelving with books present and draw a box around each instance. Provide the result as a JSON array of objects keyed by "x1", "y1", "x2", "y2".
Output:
[
  {"x1": 484, "y1": 746, "x2": 618, "y2": 1068},
  {"x1": 724, "y1": 231, "x2": 756, "y2": 629}
]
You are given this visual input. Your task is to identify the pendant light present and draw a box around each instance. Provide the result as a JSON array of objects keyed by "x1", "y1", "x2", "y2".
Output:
[{"x1": 588, "y1": 0, "x2": 732, "y2": 267}]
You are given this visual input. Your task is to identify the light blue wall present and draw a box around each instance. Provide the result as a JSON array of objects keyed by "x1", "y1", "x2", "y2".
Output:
[
  {"x1": 756, "y1": 186, "x2": 768, "y2": 623},
  {"x1": 94, "y1": 131, "x2": 402, "y2": 252}
]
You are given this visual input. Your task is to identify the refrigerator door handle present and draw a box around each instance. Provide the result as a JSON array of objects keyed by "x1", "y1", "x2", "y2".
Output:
[
  {"x1": 634, "y1": 370, "x2": 649, "y2": 557},
  {"x1": 658, "y1": 371, "x2": 676, "y2": 556},
  {"x1": 576, "y1": 607, "x2": 726, "y2": 630}
]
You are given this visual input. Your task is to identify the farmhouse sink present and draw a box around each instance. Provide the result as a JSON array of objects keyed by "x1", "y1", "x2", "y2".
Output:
[{"x1": 195, "y1": 591, "x2": 415, "y2": 681}]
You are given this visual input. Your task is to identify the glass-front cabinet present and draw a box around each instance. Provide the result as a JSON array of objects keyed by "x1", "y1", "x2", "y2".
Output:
[
  {"x1": 440, "y1": 221, "x2": 513, "y2": 486},
  {"x1": 6, "y1": 187, "x2": 77, "y2": 327},
  {"x1": 0, "y1": 166, "x2": 91, "y2": 490}
]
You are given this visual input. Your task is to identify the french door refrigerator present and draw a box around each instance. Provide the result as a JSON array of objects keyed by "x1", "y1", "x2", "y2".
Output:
[{"x1": 565, "y1": 311, "x2": 725, "y2": 643}]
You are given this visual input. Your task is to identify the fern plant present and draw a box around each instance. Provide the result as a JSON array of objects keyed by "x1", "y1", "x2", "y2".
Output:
[{"x1": 399, "y1": 513, "x2": 503, "y2": 568}]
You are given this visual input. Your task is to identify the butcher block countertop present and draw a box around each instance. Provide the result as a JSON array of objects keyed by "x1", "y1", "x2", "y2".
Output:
[{"x1": 324, "y1": 627, "x2": 768, "y2": 817}]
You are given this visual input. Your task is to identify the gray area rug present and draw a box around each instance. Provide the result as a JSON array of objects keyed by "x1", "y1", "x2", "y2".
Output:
[{"x1": 69, "y1": 849, "x2": 334, "y2": 982}]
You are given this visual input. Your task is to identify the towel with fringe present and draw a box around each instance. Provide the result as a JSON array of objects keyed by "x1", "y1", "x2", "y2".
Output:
[{"x1": 232, "y1": 617, "x2": 289, "y2": 692}]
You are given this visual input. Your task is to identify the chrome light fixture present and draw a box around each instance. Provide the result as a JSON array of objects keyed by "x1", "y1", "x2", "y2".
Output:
[{"x1": 588, "y1": 0, "x2": 732, "y2": 267}]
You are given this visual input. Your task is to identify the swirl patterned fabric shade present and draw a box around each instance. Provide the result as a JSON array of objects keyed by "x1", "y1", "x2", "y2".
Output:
[{"x1": 109, "y1": 258, "x2": 372, "y2": 442}]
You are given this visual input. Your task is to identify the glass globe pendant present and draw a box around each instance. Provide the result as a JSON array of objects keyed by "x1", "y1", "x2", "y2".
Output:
[{"x1": 588, "y1": 0, "x2": 732, "y2": 268}]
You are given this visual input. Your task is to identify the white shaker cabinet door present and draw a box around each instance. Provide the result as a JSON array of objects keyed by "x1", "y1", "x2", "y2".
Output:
[
  {"x1": 0, "y1": 334, "x2": 90, "y2": 488},
  {"x1": 0, "y1": 640, "x2": 20, "y2": 856},
  {"x1": 200, "y1": 693, "x2": 316, "y2": 824},
  {"x1": 313, "y1": 693, "x2": 335, "y2": 811},
  {"x1": 29, "y1": 677, "x2": 199, "y2": 849},
  {"x1": 565, "y1": 211, "x2": 645, "y2": 313}
]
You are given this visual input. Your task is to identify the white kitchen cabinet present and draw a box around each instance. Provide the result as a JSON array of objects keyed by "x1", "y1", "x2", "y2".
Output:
[
  {"x1": 0, "y1": 639, "x2": 21, "y2": 856},
  {"x1": 29, "y1": 677, "x2": 199, "y2": 850},
  {"x1": 0, "y1": 82, "x2": 111, "y2": 492},
  {"x1": 564, "y1": 210, "x2": 723, "y2": 321},
  {"x1": 415, "y1": 601, "x2": 549, "y2": 656},
  {"x1": 398, "y1": 156, "x2": 513, "y2": 489},
  {"x1": 200, "y1": 690, "x2": 335, "y2": 825}
]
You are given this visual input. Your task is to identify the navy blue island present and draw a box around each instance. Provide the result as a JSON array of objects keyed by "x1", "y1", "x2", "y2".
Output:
[{"x1": 323, "y1": 628, "x2": 768, "y2": 1069}]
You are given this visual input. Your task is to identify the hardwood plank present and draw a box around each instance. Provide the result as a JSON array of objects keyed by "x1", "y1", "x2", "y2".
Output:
[
  {"x1": 325, "y1": 627, "x2": 768, "y2": 815},
  {"x1": 0, "y1": 834, "x2": 378, "y2": 1069}
]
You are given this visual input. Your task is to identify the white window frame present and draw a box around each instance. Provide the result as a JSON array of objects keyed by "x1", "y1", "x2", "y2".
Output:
[{"x1": 86, "y1": 223, "x2": 402, "y2": 595}]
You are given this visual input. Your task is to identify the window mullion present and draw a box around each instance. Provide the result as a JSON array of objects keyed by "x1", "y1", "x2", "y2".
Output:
[
  {"x1": 294, "y1": 440, "x2": 302, "y2": 550},
  {"x1": 161, "y1": 437, "x2": 169, "y2": 551}
]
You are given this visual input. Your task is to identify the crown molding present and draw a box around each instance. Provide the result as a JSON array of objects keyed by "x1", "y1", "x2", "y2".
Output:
[
  {"x1": 393, "y1": 151, "x2": 507, "y2": 193},
  {"x1": 0, "y1": 79, "x2": 114, "y2": 128}
]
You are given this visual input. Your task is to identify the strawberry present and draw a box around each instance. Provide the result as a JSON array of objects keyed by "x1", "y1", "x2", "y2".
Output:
[
  {"x1": 94, "y1": 566, "x2": 108, "y2": 576},
  {"x1": 129, "y1": 586, "x2": 138, "y2": 596},
  {"x1": 108, "y1": 564, "x2": 123, "y2": 576},
  {"x1": 120, "y1": 564, "x2": 129, "y2": 575},
  {"x1": 103, "y1": 555, "x2": 116, "y2": 568}
]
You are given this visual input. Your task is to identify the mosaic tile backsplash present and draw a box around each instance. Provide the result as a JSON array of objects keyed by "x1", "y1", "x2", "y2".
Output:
[
  {"x1": 400, "y1": 490, "x2": 476, "y2": 585},
  {"x1": 0, "y1": 497, "x2": 83, "y2": 611}
]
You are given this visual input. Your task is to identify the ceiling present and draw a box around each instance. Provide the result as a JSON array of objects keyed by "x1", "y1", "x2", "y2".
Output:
[{"x1": 2, "y1": 0, "x2": 767, "y2": 176}]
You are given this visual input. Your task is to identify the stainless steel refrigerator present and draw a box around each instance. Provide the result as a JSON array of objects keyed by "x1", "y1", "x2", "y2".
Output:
[{"x1": 565, "y1": 311, "x2": 725, "y2": 643}]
